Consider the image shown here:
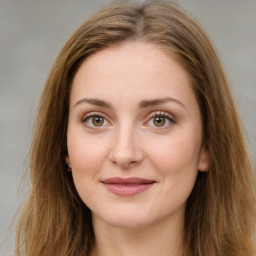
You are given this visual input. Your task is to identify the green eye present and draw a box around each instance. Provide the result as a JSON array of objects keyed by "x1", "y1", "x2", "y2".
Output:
[
  {"x1": 153, "y1": 116, "x2": 166, "y2": 127},
  {"x1": 92, "y1": 116, "x2": 104, "y2": 126}
]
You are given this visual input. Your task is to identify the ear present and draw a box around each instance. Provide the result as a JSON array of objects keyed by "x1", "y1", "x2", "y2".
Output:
[
  {"x1": 65, "y1": 156, "x2": 72, "y2": 171},
  {"x1": 198, "y1": 145, "x2": 210, "y2": 172}
]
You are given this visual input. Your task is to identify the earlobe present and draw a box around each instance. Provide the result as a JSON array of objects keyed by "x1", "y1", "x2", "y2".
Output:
[
  {"x1": 198, "y1": 146, "x2": 210, "y2": 172},
  {"x1": 65, "y1": 156, "x2": 72, "y2": 171}
]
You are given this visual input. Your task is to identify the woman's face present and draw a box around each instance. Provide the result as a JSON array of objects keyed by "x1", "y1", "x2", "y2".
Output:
[{"x1": 66, "y1": 42, "x2": 209, "y2": 229}]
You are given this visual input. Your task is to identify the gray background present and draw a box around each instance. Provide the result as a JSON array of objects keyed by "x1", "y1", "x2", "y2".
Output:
[{"x1": 1, "y1": 0, "x2": 255, "y2": 255}]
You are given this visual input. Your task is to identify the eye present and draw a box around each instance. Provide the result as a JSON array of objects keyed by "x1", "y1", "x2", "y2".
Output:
[
  {"x1": 153, "y1": 116, "x2": 167, "y2": 127},
  {"x1": 82, "y1": 113, "x2": 110, "y2": 128},
  {"x1": 91, "y1": 116, "x2": 105, "y2": 126},
  {"x1": 146, "y1": 112, "x2": 175, "y2": 128}
]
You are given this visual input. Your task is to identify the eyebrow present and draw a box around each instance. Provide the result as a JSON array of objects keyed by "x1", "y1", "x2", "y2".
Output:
[
  {"x1": 73, "y1": 97, "x2": 186, "y2": 109},
  {"x1": 73, "y1": 98, "x2": 113, "y2": 109},
  {"x1": 139, "y1": 97, "x2": 186, "y2": 109}
]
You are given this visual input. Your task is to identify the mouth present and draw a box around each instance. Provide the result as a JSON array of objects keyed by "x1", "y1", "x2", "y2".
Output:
[{"x1": 101, "y1": 177, "x2": 156, "y2": 196}]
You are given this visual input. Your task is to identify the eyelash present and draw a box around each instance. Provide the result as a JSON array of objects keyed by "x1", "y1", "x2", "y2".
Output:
[
  {"x1": 145, "y1": 111, "x2": 176, "y2": 129},
  {"x1": 81, "y1": 112, "x2": 110, "y2": 129},
  {"x1": 81, "y1": 111, "x2": 176, "y2": 129}
]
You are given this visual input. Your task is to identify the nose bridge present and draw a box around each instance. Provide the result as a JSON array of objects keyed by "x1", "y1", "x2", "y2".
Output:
[
  {"x1": 109, "y1": 121, "x2": 143, "y2": 168},
  {"x1": 117, "y1": 122, "x2": 134, "y2": 149}
]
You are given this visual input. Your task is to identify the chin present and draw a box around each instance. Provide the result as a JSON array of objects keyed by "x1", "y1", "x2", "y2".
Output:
[
  {"x1": 107, "y1": 216, "x2": 153, "y2": 230},
  {"x1": 93, "y1": 208, "x2": 156, "y2": 230}
]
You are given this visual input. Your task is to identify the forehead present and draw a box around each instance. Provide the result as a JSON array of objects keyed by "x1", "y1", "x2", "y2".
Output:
[{"x1": 70, "y1": 42, "x2": 196, "y2": 109}]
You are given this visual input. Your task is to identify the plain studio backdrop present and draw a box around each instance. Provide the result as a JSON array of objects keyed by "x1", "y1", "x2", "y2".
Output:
[{"x1": 0, "y1": 0, "x2": 255, "y2": 255}]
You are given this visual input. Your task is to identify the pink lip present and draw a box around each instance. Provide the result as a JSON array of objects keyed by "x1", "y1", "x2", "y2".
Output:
[{"x1": 101, "y1": 177, "x2": 156, "y2": 196}]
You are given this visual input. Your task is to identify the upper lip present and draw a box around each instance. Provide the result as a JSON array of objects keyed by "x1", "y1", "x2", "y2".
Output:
[{"x1": 101, "y1": 177, "x2": 156, "y2": 184}]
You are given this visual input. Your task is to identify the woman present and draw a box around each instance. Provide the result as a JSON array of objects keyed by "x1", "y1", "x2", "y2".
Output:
[{"x1": 16, "y1": 1, "x2": 256, "y2": 256}]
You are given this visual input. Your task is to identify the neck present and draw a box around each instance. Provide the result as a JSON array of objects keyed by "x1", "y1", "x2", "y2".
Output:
[{"x1": 90, "y1": 213, "x2": 184, "y2": 256}]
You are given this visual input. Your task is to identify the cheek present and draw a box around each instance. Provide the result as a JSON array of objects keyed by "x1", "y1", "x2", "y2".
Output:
[
  {"x1": 147, "y1": 132, "x2": 201, "y2": 176},
  {"x1": 150, "y1": 133, "x2": 200, "y2": 206},
  {"x1": 66, "y1": 131, "x2": 109, "y2": 200},
  {"x1": 67, "y1": 134, "x2": 108, "y2": 208},
  {"x1": 140, "y1": 132, "x2": 201, "y2": 220},
  {"x1": 67, "y1": 132, "x2": 108, "y2": 173}
]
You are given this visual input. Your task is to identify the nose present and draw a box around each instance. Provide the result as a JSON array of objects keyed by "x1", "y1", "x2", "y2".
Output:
[{"x1": 108, "y1": 124, "x2": 144, "y2": 169}]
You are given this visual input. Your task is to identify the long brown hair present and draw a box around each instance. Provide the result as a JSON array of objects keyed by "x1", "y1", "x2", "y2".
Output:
[{"x1": 16, "y1": 1, "x2": 256, "y2": 255}]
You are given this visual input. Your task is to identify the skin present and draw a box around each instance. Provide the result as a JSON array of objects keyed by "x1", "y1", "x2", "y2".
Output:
[{"x1": 66, "y1": 42, "x2": 209, "y2": 256}]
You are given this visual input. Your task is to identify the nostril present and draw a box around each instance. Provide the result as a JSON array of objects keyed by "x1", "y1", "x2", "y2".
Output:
[
  {"x1": 108, "y1": 129, "x2": 144, "y2": 168},
  {"x1": 109, "y1": 149, "x2": 144, "y2": 169}
]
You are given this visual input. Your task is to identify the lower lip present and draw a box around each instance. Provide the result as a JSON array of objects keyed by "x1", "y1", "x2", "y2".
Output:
[{"x1": 102, "y1": 183, "x2": 154, "y2": 196}]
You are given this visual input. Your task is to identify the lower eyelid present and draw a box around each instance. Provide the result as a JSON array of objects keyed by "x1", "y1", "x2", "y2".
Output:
[
  {"x1": 80, "y1": 111, "x2": 114, "y2": 130},
  {"x1": 144, "y1": 112, "x2": 176, "y2": 127}
]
